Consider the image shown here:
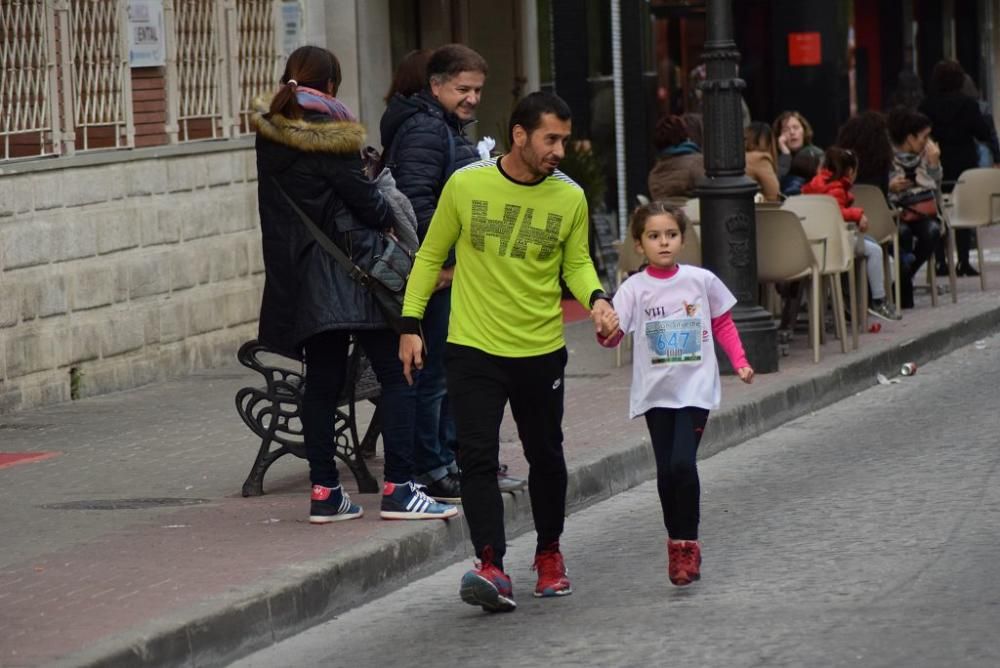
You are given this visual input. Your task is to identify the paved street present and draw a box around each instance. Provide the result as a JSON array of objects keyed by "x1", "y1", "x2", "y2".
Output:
[{"x1": 234, "y1": 332, "x2": 1000, "y2": 668}]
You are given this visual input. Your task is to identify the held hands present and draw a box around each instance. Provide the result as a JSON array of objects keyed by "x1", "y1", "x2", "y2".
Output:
[
  {"x1": 590, "y1": 300, "x2": 619, "y2": 338},
  {"x1": 398, "y1": 334, "x2": 424, "y2": 385},
  {"x1": 737, "y1": 366, "x2": 755, "y2": 384}
]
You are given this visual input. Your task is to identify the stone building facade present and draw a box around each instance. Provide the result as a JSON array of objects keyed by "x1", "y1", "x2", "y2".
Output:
[{"x1": 1, "y1": 0, "x2": 539, "y2": 414}]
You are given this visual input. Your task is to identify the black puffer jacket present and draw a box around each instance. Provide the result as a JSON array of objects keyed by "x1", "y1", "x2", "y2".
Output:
[
  {"x1": 379, "y1": 90, "x2": 479, "y2": 238},
  {"x1": 252, "y1": 104, "x2": 395, "y2": 356}
]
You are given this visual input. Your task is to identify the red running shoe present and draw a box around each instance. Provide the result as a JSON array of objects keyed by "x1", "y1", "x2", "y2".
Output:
[
  {"x1": 667, "y1": 539, "x2": 701, "y2": 586},
  {"x1": 533, "y1": 547, "x2": 573, "y2": 597},
  {"x1": 459, "y1": 546, "x2": 516, "y2": 612}
]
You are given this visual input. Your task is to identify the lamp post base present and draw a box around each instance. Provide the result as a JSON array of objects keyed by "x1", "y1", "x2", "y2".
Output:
[{"x1": 697, "y1": 176, "x2": 779, "y2": 374}]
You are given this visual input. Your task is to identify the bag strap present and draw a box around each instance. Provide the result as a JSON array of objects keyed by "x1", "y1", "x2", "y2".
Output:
[{"x1": 271, "y1": 177, "x2": 373, "y2": 288}]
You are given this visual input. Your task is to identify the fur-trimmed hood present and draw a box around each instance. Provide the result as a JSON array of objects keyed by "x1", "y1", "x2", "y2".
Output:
[{"x1": 250, "y1": 97, "x2": 365, "y2": 154}]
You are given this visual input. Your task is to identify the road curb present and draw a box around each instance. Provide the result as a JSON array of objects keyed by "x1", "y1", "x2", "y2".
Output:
[{"x1": 54, "y1": 302, "x2": 1000, "y2": 668}]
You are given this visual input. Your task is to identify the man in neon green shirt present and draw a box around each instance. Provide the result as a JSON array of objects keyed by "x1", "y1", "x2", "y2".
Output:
[{"x1": 398, "y1": 92, "x2": 616, "y2": 613}]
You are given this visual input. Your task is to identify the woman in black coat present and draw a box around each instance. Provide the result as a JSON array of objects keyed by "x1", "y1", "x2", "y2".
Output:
[
  {"x1": 920, "y1": 60, "x2": 993, "y2": 276},
  {"x1": 252, "y1": 46, "x2": 457, "y2": 524}
]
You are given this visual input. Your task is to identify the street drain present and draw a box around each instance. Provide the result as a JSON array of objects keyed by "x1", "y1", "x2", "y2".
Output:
[{"x1": 41, "y1": 498, "x2": 210, "y2": 510}]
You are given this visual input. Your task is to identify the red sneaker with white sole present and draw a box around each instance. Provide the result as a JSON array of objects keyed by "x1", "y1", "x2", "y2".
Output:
[{"x1": 533, "y1": 547, "x2": 573, "y2": 597}]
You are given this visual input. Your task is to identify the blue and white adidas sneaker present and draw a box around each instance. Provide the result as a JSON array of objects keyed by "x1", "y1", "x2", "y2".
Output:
[
  {"x1": 380, "y1": 481, "x2": 459, "y2": 520},
  {"x1": 309, "y1": 484, "x2": 363, "y2": 524}
]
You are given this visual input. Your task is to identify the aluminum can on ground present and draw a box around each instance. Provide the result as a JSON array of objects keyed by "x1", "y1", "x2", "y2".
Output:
[{"x1": 901, "y1": 362, "x2": 917, "y2": 376}]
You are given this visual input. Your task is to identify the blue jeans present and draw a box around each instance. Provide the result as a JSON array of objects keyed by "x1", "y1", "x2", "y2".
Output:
[
  {"x1": 413, "y1": 288, "x2": 458, "y2": 483},
  {"x1": 302, "y1": 329, "x2": 416, "y2": 486}
]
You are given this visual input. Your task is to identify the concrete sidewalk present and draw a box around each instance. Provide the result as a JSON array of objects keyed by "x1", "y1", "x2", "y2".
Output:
[{"x1": 1, "y1": 245, "x2": 998, "y2": 668}]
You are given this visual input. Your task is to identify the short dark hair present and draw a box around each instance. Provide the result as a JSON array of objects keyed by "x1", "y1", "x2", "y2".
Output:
[
  {"x1": 427, "y1": 44, "x2": 488, "y2": 84},
  {"x1": 789, "y1": 149, "x2": 821, "y2": 180},
  {"x1": 508, "y1": 91, "x2": 572, "y2": 144},
  {"x1": 629, "y1": 201, "x2": 688, "y2": 241},
  {"x1": 887, "y1": 106, "x2": 932, "y2": 146}
]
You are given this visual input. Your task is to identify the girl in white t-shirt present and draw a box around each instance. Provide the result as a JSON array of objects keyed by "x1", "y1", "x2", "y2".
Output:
[{"x1": 597, "y1": 202, "x2": 754, "y2": 586}]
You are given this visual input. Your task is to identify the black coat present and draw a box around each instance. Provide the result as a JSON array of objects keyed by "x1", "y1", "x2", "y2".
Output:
[
  {"x1": 379, "y1": 90, "x2": 480, "y2": 238},
  {"x1": 252, "y1": 106, "x2": 395, "y2": 355},
  {"x1": 920, "y1": 93, "x2": 992, "y2": 187}
]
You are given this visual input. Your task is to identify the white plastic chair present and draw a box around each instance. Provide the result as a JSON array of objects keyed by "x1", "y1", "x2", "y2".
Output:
[
  {"x1": 853, "y1": 184, "x2": 910, "y2": 311},
  {"x1": 756, "y1": 208, "x2": 822, "y2": 362},
  {"x1": 682, "y1": 197, "x2": 700, "y2": 225},
  {"x1": 942, "y1": 168, "x2": 1000, "y2": 291},
  {"x1": 782, "y1": 195, "x2": 858, "y2": 353}
]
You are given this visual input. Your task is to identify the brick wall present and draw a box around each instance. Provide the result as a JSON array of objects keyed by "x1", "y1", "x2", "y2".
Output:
[
  {"x1": 0, "y1": 148, "x2": 264, "y2": 414},
  {"x1": 132, "y1": 67, "x2": 169, "y2": 148}
]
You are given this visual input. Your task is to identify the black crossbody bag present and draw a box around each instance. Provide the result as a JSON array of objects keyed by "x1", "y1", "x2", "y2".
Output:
[{"x1": 272, "y1": 178, "x2": 414, "y2": 334}]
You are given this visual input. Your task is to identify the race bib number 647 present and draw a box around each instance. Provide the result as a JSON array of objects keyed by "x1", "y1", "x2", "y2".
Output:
[{"x1": 644, "y1": 317, "x2": 702, "y2": 364}]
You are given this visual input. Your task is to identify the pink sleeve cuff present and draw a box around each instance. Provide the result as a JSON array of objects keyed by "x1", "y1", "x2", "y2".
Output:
[
  {"x1": 597, "y1": 329, "x2": 625, "y2": 348},
  {"x1": 711, "y1": 311, "x2": 749, "y2": 369}
]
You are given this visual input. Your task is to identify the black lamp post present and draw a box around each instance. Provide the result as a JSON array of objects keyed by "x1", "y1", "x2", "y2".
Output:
[{"x1": 697, "y1": 0, "x2": 778, "y2": 373}]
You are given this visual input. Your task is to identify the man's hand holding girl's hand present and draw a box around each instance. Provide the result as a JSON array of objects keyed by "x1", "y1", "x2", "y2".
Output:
[{"x1": 590, "y1": 300, "x2": 619, "y2": 338}]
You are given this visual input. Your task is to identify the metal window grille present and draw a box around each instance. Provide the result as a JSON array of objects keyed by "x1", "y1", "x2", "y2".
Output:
[
  {"x1": 1, "y1": 0, "x2": 282, "y2": 160},
  {"x1": 174, "y1": 0, "x2": 227, "y2": 140},
  {"x1": 234, "y1": 0, "x2": 280, "y2": 135},
  {"x1": 1, "y1": 0, "x2": 60, "y2": 160},
  {"x1": 68, "y1": 0, "x2": 133, "y2": 151}
]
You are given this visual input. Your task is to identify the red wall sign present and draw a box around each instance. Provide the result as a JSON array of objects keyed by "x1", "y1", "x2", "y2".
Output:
[{"x1": 788, "y1": 32, "x2": 822, "y2": 67}]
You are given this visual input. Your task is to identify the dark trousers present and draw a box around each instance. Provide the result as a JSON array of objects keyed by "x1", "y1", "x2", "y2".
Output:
[
  {"x1": 644, "y1": 407, "x2": 710, "y2": 540},
  {"x1": 899, "y1": 216, "x2": 942, "y2": 308},
  {"x1": 413, "y1": 288, "x2": 457, "y2": 481},
  {"x1": 936, "y1": 228, "x2": 973, "y2": 267},
  {"x1": 302, "y1": 329, "x2": 416, "y2": 487},
  {"x1": 446, "y1": 343, "x2": 569, "y2": 567}
]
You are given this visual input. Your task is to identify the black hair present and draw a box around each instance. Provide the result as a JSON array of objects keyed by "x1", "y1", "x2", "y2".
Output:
[
  {"x1": 822, "y1": 146, "x2": 859, "y2": 181},
  {"x1": 836, "y1": 111, "x2": 893, "y2": 187},
  {"x1": 789, "y1": 149, "x2": 821, "y2": 180},
  {"x1": 508, "y1": 91, "x2": 572, "y2": 144},
  {"x1": 887, "y1": 106, "x2": 932, "y2": 146}
]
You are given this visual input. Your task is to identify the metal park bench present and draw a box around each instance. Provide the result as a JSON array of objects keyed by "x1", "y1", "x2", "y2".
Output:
[{"x1": 234, "y1": 339, "x2": 381, "y2": 497}]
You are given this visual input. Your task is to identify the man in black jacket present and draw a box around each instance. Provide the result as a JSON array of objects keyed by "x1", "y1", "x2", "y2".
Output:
[{"x1": 379, "y1": 44, "x2": 489, "y2": 502}]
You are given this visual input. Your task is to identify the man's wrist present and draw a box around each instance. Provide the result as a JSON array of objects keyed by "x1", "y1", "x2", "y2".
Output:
[
  {"x1": 399, "y1": 316, "x2": 421, "y2": 335},
  {"x1": 589, "y1": 290, "x2": 612, "y2": 309}
]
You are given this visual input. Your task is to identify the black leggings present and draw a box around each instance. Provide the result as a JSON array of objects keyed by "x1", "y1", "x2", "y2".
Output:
[{"x1": 644, "y1": 407, "x2": 710, "y2": 540}]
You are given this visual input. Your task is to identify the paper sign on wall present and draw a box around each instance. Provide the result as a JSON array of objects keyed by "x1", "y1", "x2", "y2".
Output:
[
  {"x1": 127, "y1": 0, "x2": 166, "y2": 68},
  {"x1": 788, "y1": 32, "x2": 822, "y2": 67}
]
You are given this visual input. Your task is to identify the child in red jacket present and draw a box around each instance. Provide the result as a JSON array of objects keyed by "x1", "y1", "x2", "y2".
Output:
[{"x1": 802, "y1": 146, "x2": 899, "y2": 321}]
